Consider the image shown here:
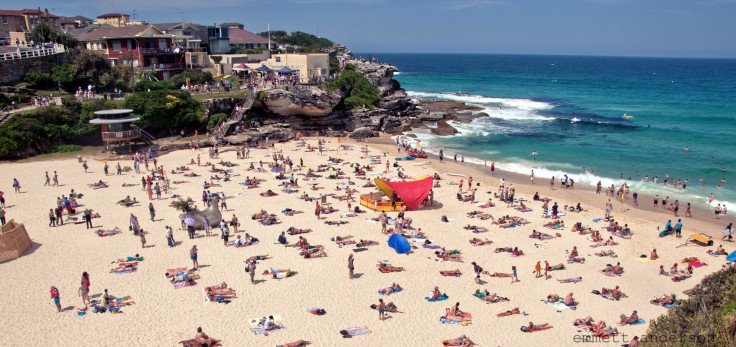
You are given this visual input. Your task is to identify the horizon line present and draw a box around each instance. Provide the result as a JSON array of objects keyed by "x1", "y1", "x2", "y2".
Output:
[{"x1": 350, "y1": 52, "x2": 736, "y2": 60}]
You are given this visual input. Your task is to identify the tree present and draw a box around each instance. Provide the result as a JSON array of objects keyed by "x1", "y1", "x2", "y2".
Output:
[
  {"x1": 54, "y1": 32, "x2": 78, "y2": 48},
  {"x1": 210, "y1": 56, "x2": 223, "y2": 65},
  {"x1": 70, "y1": 50, "x2": 112, "y2": 88},
  {"x1": 31, "y1": 22, "x2": 55, "y2": 42},
  {"x1": 124, "y1": 90, "x2": 204, "y2": 131},
  {"x1": 24, "y1": 61, "x2": 53, "y2": 89}
]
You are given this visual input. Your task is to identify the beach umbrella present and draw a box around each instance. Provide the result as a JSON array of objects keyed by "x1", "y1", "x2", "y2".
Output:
[
  {"x1": 727, "y1": 251, "x2": 736, "y2": 262},
  {"x1": 255, "y1": 65, "x2": 272, "y2": 72},
  {"x1": 326, "y1": 167, "x2": 336, "y2": 172},
  {"x1": 233, "y1": 63, "x2": 250, "y2": 71},
  {"x1": 388, "y1": 234, "x2": 411, "y2": 254},
  {"x1": 277, "y1": 66, "x2": 296, "y2": 74},
  {"x1": 350, "y1": 163, "x2": 360, "y2": 168},
  {"x1": 272, "y1": 167, "x2": 282, "y2": 173},
  {"x1": 184, "y1": 217, "x2": 195, "y2": 226}
]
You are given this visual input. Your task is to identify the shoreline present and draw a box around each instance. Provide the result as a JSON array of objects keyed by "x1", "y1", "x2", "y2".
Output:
[{"x1": 354, "y1": 134, "x2": 735, "y2": 239}]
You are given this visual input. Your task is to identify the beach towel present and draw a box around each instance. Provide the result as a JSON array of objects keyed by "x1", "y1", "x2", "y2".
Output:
[
  {"x1": 590, "y1": 218, "x2": 603, "y2": 222},
  {"x1": 600, "y1": 271, "x2": 621, "y2": 277},
  {"x1": 167, "y1": 267, "x2": 188, "y2": 272},
  {"x1": 511, "y1": 254, "x2": 525, "y2": 258},
  {"x1": 174, "y1": 281, "x2": 197, "y2": 289},
  {"x1": 425, "y1": 295, "x2": 449, "y2": 302},
  {"x1": 340, "y1": 326, "x2": 370, "y2": 337},
  {"x1": 521, "y1": 325, "x2": 552, "y2": 332},
  {"x1": 423, "y1": 244, "x2": 442, "y2": 249},
  {"x1": 635, "y1": 257, "x2": 653, "y2": 264},
  {"x1": 340, "y1": 213, "x2": 357, "y2": 218},
  {"x1": 180, "y1": 338, "x2": 222, "y2": 347},
  {"x1": 440, "y1": 318, "x2": 469, "y2": 325},
  {"x1": 518, "y1": 209, "x2": 533, "y2": 212},
  {"x1": 690, "y1": 262, "x2": 707, "y2": 268},
  {"x1": 378, "y1": 287, "x2": 403, "y2": 296},
  {"x1": 440, "y1": 272, "x2": 462, "y2": 277},
  {"x1": 627, "y1": 318, "x2": 646, "y2": 325},
  {"x1": 542, "y1": 299, "x2": 573, "y2": 310},
  {"x1": 114, "y1": 269, "x2": 137, "y2": 274}
]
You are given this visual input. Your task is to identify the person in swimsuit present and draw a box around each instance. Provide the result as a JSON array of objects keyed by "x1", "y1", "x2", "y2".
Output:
[{"x1": 190, "y1": 245, "x2": 199, "y2": 269}]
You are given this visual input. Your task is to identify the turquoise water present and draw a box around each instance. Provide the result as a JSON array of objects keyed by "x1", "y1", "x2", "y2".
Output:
[{"x1": 367, "y1": 54, "x2": 736, "y2": 209}]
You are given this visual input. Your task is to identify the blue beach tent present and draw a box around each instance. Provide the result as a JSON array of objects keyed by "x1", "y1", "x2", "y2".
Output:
[{"x1": 388, "y1": 234, "x2": 411, "y2": 254}]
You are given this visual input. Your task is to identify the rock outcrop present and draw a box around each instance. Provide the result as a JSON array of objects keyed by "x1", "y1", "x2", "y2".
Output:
[{"x1": 430, "y1": 121, "x2": 460, "y2": 136}]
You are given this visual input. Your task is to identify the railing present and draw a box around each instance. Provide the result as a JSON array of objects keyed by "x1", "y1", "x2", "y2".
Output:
[
  {"x1": 131, "y1": 125, "x2": 156, "y2": 143},
  {"x1": 141, "y1": 48, "x2": 186, "y2": 54},
  {"x1": 0, "y1": 44, "x2": 66, "y2": 61},
  {"x1": 101, "y1": 129, "x2": 141, "y2": 141}
]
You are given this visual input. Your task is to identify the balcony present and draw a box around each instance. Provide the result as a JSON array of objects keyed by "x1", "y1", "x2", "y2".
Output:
[
  {"x1": 101, "y1": 129, "x2": 141, "y2": 142},
  {"x1": 141, "y1": 48, "x2": 186, "y2": 55}
]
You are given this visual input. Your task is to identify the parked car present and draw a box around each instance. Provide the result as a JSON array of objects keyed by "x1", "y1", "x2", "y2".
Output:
[{"x1": 0, "y1": 38, "x2": 9, "y2": 46}]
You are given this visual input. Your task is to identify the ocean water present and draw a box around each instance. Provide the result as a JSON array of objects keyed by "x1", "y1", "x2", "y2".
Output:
[{"x1": 364, "y1": 53, "x2": 736, "y2": 209}]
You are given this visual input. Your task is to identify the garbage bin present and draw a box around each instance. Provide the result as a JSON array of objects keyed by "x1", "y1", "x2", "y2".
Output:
[
  {"x1": 103, "y1": 94, "x2": 108, "y2": 100},
  {"x1": 321, "y1": 194, "x2": 327, "y2": 204}
]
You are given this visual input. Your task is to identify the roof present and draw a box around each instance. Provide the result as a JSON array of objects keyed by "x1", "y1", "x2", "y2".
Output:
[
  {"x1": 75, "y1": 25, "x2": 168, "y2": 41},
  {"x1": 68, "y1": 15, "x2": 93, "y2": 22},
  {"x1": 220, "y1": 22, "x2": 243, "y2": 27},
  {"x1": 20, "y1": 9, "x2": 60, "y2": 18},
  {"x1": 228, "y1": 28, "x2": 268, "y2": 44},
  {"x1": 97, "y1": 13, "x2": 128, "y2": 19},
  {"x1": 65, "y1": 27, "x2": 95, "y2": 37},
  {"x1": 0, "y1": 10, "x2": 24, "y2": 17},
  {"x1": 153, "y1": 22, "x2": 202, "y2": 32}
]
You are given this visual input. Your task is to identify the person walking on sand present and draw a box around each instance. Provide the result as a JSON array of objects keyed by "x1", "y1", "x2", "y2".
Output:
[
  {"x1": 535, "y1": 261, "x2": 541, "y2": 278},
  {"x1": 378, "y1": 298, "x2": 386, "y2": 320},
  {"x1": 154, "y1": 183, "x2": 161, "y2": 199},
  {"x1": 530, "y1": 170, "x2": 534, "y2": 185},
  {"x1": 139, "y1": 228, "x2": 147, "y2": 248},
  {"x1": 149, "y1": 203, "x2": 156, "y2": 221},
  {"x1": 50, "y1": 286, "x2": 61, "y2": 312},
  {"x1": 605, "y1": 199, "x2": 613, "y2": 219},
  {"x1": 44, "y1": 172, "x2": 50, "y2": 186},
  {"x1": 512, "y1": 266, "x2": 519, "y2": 283},
  {"x1": 231, "y1": 214, "x2": 239, "y2": 233},
  {"x1": 49, "y1": 208, "x2": 56, "y2": 227},
  {"x1": 116, "y1": 163, "x2": 122, "y2": 175},
  {"x1": 549, "y1": 177, "x2": 554, "y2": 190},
  {"x1": 104, "y1": 163, "x2": 109, "y2": 175},
  {"x1": 220, "y1": 221, "x2": 229, "y2": 247},
  {"x1": 348, "y1": 254, "x2": 355, "y2": 280},
  {"x1": 166, "y1": 226, "x2": 176, "y2": 247},
  {"x1": 80, "y1": 272, "x2": 90, "y2": 305},
  {"x1": 315, "y1": 202, "x2": 321, "y2": 220},
  {"x1": 544, "y1": 261, "x2": 550, "y2": 280},
  {"x1": 146, "y1": 183, "x2": 153, "y2": 200},
  {"x1": 84, "y1": 209, "x2": 92, "y2": 229},
  {"x1": 246, "y1": 260, "x2": 256, "y2": 284},
  {"x1": 190, "y1": 246, "x2": 199, "y2": 270},
  {"x1": 203, "y1": 216, "x2": 211, "y2": 237},
  {"x1": 472, "y1": 261, "x2": 483, "y2": 284},
  {"x1": 13, "y1": 178, "x2": 21, "y2": 193},
  {"x1": 52, "y1": 171, "x2": 59, "y2": 186}
]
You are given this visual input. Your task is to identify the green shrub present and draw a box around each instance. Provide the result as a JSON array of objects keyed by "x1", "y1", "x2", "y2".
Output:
[
  {"x1": 208, "y1": 113, "x2": 228, "y2": 127},
  {"x1": 51, "y1": 144, "x2": 83, "y2": 153},
  {"x1": 324, "y1": 67, "x2": 380, "y2": 110}
]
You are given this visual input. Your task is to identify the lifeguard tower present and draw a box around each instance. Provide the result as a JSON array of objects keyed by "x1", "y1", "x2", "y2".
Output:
[{"x1": 89, "y1": 109, "x2": 155, "y2": 150}]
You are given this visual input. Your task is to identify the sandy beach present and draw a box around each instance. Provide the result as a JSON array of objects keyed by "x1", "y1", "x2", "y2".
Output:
[{"x1": 0, "y1": 135, "x2": 734, "y2": 347}]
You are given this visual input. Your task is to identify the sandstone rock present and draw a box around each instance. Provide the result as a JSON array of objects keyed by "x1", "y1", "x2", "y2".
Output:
[
  {"x1": 418, "y1": 113, "x2": 444, "y2": 121},
  {"x1": 430, "y1": 121, "x2": 459, "y2": 136},
  {"x1": 349, "y1": 127, "x2": 378, "y2": 139}
]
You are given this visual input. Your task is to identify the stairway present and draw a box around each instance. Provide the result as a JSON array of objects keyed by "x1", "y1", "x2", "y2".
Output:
[{"x1": 131, "y1": 124, "x2": 156, "y2": 145}]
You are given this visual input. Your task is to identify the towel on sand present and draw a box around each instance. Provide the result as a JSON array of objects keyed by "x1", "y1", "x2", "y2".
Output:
[
  {"x1": 635, "y1": 257, "x2": 653, "y2": 263},
  {"x1": 425, "y1": 295, "x2": 449, "y2": 302},
  {"x1": 378, "y1": 287, "x2": 402, "y2": 296},
  {"x1": 542, "y1": 299, "x2": 574, "y2": 310},
  {"x1": 340, "y1": 326, "x2": 370, "y2": 337}
]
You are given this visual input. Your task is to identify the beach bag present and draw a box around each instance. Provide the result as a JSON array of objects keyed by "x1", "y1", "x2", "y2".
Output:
[{"x1": 441, "y1": 215, "x2": 448, "y2": 222}]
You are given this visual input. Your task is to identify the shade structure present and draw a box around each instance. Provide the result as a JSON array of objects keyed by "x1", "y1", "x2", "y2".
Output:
[
  {"x1": 272, "y1": 167, "x2": 282, "y2": 173},
  {"x1": 255, "y1": 65, "x2": 272, "y2": 72},
  {"x1": 326, "y1": 167, "x2": 336, "y2": 172},
  {"x1": 374, "y1": 176, "x2": 433, "y2": 211},
  {"x1": 350, "y1": 163, "x2": 360, "y2": 168},
  {"x1": 388, "y1": 233, "x2": 411, "y2": 254},
  {"x1": 233, "y1": 63, "x2": 250, "y2": 71},
  {"x1": 727, "y1": 251, "x2": 736, "y2": 262},
  {"x1": 277, "y1": 66, "x2": 296, "y2": 73},
  {"x1": 184, "y1": 217, "x2": 195, "y2": 226}
]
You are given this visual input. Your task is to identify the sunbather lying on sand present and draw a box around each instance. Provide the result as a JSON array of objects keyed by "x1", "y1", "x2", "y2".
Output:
[
  {"x1": 302, "y1": 246, "x2": 327, "y2": 259},
  {"x1": 557, "y1": 277, "x2": 582, "y2": 283},
  {"x1": 166, "y1": 270, "x2": 199, "y2": 284},
  {"x1": 378, "y1": 283, "x2": 402, "y2": 295},
  {"x1": 651, "y1": 294, "x2": 675, "y2": 305},
  {"x1": 618, "y1": 311, "x2": 639, "y2": 325},
  {"x1": 602, "y1": 263, "x2": 624, "y2": 275},
  {"x1": 116, "y1": 254, "x2": 143, "y2": 262},
  {"x1": 469, "y1": 238, "x2": 493, "y2": 246},
  {"x1": 287, "y1": 227, "x2": 312, "y2": 235},
  {"x1": 683, "y1": 284, "x2": 700, "y2": 296},
  {"x1": 521, "y1": 322, "x2": 552, "y2": 332},
  {"x1": 497, "y1": 307, "x2": 522, "y2": 317},
  {"x1": 595, "y1": 250, "x2": 617, "y2": 257},
  {"x1": 357, "y1": 239, "x2": 379, "y2": 247},
  {"x1": 442, "y1": 335, "x2": 476, "y2": 346},
  {"x1": 96, "y1": 227, "x2": 122, "y2": 237},
  {"x1": 330, "y1": 235, "x2": 353, "y2": 241},
  {"x1": 440, "y1": 269, "x2": 462, "y2": 276},
  {"x1": 246, "y1": 255, "x2": 271, "y2": 263},
  {"x1": 110, "y1": 263, "x2": 137, "y2": 273},
  {"x1": 484, "y1": 272, "x2": 513, "y2": 278},
  {"x1": 600, "y1": 286, "x2": 627, "y2": 299},
  {"x1": 464, "y1": 225, "x2": 489, "y2": 233},
  {"x1": 279, "y1": 340, "x2": 311, "y2": 347},
  {"x1": 378, "y1": 262, "x2": 405, "y2": 272},
  {"x1": 474, "y1": 289, "x2": 509, "y2": 303},
  {"x1": 444, "y1": 310, "x2": 472, "y2": 323},
  {"x1": 325, "y1": 220, "x2": 348, "y2": 225},
  {"x1": 568, "y1": 257, "x2": 586, "y2": 263},
  {"x1": 590, "y1": 237, "x2": 618, "y2": 248},
  {"x1": 530, "y1": 230, "x2": 554, "y2": 240}
]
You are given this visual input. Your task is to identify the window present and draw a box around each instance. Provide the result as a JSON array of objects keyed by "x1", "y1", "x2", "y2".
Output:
[
  {"x1": 112, "y1": 40, "x2": 121, "y2": 51},
  {"x1": 276, "y1": 57, "x2": 281, "y2": 62},
  {"x1": 158, "y1": 39, "x2": 167, "y2": 49},
  {"x1": 2, "y1": 17, "x2": 8, "y2": 25},
  {"x1": 191, "y1": 56, "x2": 198, "y2": 64},
  {"x1": 126, "y1": 40, "x2": 131, "y2": 50}
]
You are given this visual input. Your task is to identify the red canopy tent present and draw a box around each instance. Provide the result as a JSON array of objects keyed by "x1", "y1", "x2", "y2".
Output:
[{"x1": 373, "y1": 176, "x2": 433, "y2": 211}]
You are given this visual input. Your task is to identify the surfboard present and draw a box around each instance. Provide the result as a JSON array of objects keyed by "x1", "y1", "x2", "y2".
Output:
[
  {"x1": 446, "y1": 173, "x2": 467, "y2": 177},
  {"x1": 659, "y1": 229, "x2": 672, "y2": 237}
]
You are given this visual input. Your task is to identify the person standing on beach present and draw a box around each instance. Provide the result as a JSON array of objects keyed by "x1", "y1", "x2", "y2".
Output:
[
  {"x1": 154, "y1": 183, "x2": 161, "y2": 199},
  {"x1": 439, "y1": 149, "x2": 444, "y2": 162},
  {"x1": 315, "y1": 202, "x2": 321, "y2": 220},
  {"x1": 633, "y1": 192, "x2": 638, "y2": 207},
  {"x1": 202, "y1": 216, "x2": 211, "y2": 237},
  {"x1": 44, "y1": 172, "x2": 50, "y2": 186},
  {"x1": 468, "y1": 177, "x2": 473, "y2": 190},
  {"x1": 549, "y1": 177, "x2": 554, "y2": 190},
  {"x1": 605, "y1": 199, "x2": 613, "y2": 219},
  {"x1": 348, "y1": 254, "x2": 355, "y2": 279},
  {"x1": 220, "y1": 221, "x2": 229, "y2": 246},
  {"x1": 187, "y1": 222, "x2": 195, "y2": 239},
  {"x1": 686, "y1": 203, "x2": 692, "y2": 218},
  {"x1": 50, "y1": 286, "x2": 61, "y2": 312},
  {"x1": 49, "y1": 208, "x2": 56, "y2": 227},
  {"x1": 52, "y1": 171, "x2": 59, "y2": 186},
  {"x1": 378, "y1": 299, "x2": 386, "y2": 320},
  {"x1": 512, "y1": 266, "x2": 518, "y2": 283},
  {"x1": 13, "y1": 178, "x2": 21, "y2": 193},
  {"x1": 490, "y1": 162, "x2": 495, "y2": 176},
  {"x1": 190, "y1": 246, "x2": 199, "y2": 270},
  {"x1": 146, "y1": 183, "x2": 153, "y2": 200},
  {"x1": 534, "y1": 261, "x2": 541, "y2": 278},
  {"x1": 530, "y1": 170, "x2": 534, "y2": 185},
  {"x1": 472, "y1": 262, "x2": 482, "y2": 284},
  {"x1": 149, "y1": 203, "x2": 156, "y2": 221},
  {"x1": 55, "y1": 206, "x2": 63, "y2": 225},
  {"x1": 84, "y1": 209, "x2": 92, "y2": 229},
  {"x1": 116, "y1": 163, "x2": 122, "y2": 175},
  {"x1": 380, "y1": 212, "x2": 388, "y2": 233},
  {"x1": 0, "y1": 191, "x2": 5, "y2": 208},
  {"x1": 166, "y1": 226, "x2": 176, "y2": 247},
  {"x1": 139, "y1": 229, "x2": 147, "y2": 248},
  {"x1": 80, "y1": 272, "x2": 90, "y2": 305},
  {"x1": 103, "y1": 163, "x2": 109, "y2": 175}
]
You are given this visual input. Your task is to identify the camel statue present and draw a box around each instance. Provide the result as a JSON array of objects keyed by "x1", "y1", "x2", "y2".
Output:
[{"x1": 184, "y1": 195, "x2": 223, "y2": 230}]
